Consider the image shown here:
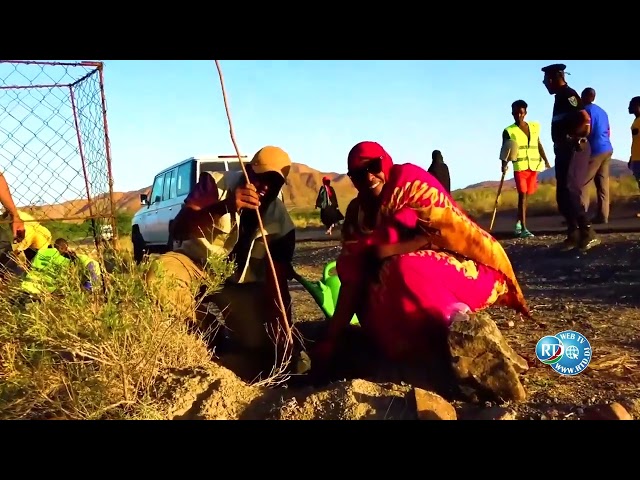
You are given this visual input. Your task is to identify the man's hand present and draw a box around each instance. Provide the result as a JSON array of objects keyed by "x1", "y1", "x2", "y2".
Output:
[
  {"x1": 566, "y1": 135, "x2": 587, "y2": 152},
  {"x1": 544, "y1": 161, "x2": 552, "y2": 170},
  {"x1": 11, "y1": 215, "x2": 25, "y2": 242},
  {"x1": 575, "y1": 137, "x2": 587, "y2": 152},
  {"x1": 230, "y1": 183, "x2": 260, "y2": 212},
  {"x1": 501, "y1": 161, "x2": 509, "y2": 174}
]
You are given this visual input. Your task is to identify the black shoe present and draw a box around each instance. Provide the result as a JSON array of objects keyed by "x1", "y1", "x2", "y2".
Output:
[
  {"x1": 578, "y1": 228, "x2": 601, "y2": 252},
  {"x1": 560, "y1": 230, "x2": 580, "y2": 251}
]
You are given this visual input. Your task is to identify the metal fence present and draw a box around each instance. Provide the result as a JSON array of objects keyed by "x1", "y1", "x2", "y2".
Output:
[{"x1": 0, "y1": 60, "x2": 117, "y2": 253}]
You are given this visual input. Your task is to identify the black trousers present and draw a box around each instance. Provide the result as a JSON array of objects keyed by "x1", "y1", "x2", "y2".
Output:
[{"x1": 554, "y1": 141, "x2": 592, "y2": 231}]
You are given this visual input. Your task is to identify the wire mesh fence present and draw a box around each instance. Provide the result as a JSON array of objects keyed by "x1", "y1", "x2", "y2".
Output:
[{"x1": 0, "y1": 60, "x2": 117, "y2": 255}]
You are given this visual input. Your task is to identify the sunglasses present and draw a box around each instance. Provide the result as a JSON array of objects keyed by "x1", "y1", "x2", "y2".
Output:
[{"x1": 347, "y1": 156, "x2": 383, "y2": 182}]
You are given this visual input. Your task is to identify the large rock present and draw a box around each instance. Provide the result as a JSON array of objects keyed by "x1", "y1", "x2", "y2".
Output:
[
  {"x1": 414, "y1": 388, "x2": 457, "y2": 420},
  {"x1": 583, "y1": 402, "x2": 633, "y2": 420},
  {"x1": 448, "y1": 312, "x2": 528, "y2": 402}
]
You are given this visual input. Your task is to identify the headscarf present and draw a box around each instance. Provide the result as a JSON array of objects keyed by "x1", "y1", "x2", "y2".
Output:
[
  {"x1": 347, "y1": 141, "x2": 394, "y2": 181},
  {"x1": 431, "y1": 150, "x2": 444, "y2": 164},
  {"x1": 321, "y1": 176, "x2": 333, "y2": 199}
]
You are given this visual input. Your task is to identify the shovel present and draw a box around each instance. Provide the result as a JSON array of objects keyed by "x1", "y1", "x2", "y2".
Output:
[{"x1": 292, "y1": 260, "x2": 359, "y2": 326}]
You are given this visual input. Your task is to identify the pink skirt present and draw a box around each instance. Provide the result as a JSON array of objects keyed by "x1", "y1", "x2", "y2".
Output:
[{"x1": 360, "y1": 249, "x2": 509, "y2": 362}]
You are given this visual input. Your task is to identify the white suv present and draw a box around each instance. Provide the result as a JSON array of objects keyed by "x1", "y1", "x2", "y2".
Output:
[{"x1": 131, "y1": 155, "x2": 284, "y2": 263}]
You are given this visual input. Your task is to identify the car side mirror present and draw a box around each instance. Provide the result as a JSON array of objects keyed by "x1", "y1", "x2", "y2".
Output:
[{"x1": 140, "y1": 193, "x2": 148, "y2": 205}]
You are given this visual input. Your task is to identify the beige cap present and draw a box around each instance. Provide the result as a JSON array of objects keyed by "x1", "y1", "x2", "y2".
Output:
[{"x1": 250, "y1": 146, "x2": 292, "y2": 179}]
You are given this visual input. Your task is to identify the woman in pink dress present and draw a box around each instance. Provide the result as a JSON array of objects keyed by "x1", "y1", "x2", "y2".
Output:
[{"x1": 312, "y1": 141, "x2": 530, "y2": 365}]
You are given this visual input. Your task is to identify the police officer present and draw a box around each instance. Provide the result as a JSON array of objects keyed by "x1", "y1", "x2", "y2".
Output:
[{"x1": 541, "y1": 63, "x2": 600, "y2": 252}]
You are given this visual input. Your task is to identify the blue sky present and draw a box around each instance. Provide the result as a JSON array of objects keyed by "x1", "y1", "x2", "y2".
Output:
[{"x1": 1, "y1": 60, "x2": 639, "y2": 208}]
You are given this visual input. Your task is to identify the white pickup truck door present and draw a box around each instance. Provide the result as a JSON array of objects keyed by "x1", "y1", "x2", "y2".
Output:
[
  {"x1": 138, "y1": 173, "x2": 165, "y2": 244},
  {"x1": 154, "y1": 168, "x2": 180, "y2": 245}
]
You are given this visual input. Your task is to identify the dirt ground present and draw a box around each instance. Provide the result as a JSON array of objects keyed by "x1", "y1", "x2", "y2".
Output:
[
  {"x1": 164, "y1": 232, "x2": 640, "y2": 420},
  {"x1": 285, "y1": 233, "x2": 640, "y2": 419}
]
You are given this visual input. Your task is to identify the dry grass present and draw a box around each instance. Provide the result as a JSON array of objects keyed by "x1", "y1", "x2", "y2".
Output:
[
  {"x1": 288, "y1": 209, "x2": 324, "y2": 229},
  {"x1": 453, "y1": 176, "x2": 639, "y2": 217},
  {"x1": 0, "y1": 248, "x2": 235, "y2": 420},
  {"x1": 291, "y1": 177, "x2": 640, "y2": 228},
  {"x1": 3, "y1": 231, "x2": 640, "y2": 420}
]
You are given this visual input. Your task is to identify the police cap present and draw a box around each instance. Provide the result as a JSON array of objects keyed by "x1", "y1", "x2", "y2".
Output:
[{"x1": 541, "y1": 63, "x2": 568, "y2": 75}]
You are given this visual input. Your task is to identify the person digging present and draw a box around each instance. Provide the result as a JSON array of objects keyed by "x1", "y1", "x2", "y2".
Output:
[{"x1": 146, "y1": 146, "x2": 311, "y2": 381}]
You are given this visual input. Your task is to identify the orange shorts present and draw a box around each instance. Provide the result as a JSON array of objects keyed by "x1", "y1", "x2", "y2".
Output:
[{"x1": 514, "y1": 170, "x2": 538, "y2": 194}]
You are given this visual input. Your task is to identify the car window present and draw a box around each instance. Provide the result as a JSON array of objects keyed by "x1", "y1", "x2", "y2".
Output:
[
  {"x1": 150, "y1": 173, "x2": 165, "y2": 204},
  {"x1": 162, "y1": 168, "x2": 178, "y2": 201},
  {"x1": 177, "y1": 162, "x2": 194, "y2": 196},
  {"x1": 169, "y1": 168, "x2": 178, "y2": 198}
]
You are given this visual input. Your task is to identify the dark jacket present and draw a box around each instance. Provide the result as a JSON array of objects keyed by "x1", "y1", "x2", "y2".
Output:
[{"x1": 428, "y1": 153, "x2": 451, "y2": 193}]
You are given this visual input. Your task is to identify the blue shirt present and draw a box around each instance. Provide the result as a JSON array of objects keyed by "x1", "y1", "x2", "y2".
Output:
[{"x1": 585, "y1": 103, "x2": 613, "y2": 156}]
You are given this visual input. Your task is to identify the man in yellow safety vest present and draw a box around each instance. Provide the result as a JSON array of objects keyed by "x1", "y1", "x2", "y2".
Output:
[
  {"x1": 53, "y1": 238, "x2": 101, "y2": 292},
  {"x1": 502, "y1": 99, "x2": 551, "y2": 238},
  {"x1": 0, "y1": 209, "x2": 52, "y2": 281}
]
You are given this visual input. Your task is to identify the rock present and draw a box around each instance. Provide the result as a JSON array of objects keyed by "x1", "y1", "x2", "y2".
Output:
[
  {"x1": 583, "y1": 402, "x2": 633, "y2": 420},
  {"x1": 472, "y1": 406, "x2": 517, "y2": 420},
  {"x1": 414, "y1": 388, "x2": 457, "y2": 420},
  {"x1": 448, "y1": 312, "x2": 528, "y2": 402}
]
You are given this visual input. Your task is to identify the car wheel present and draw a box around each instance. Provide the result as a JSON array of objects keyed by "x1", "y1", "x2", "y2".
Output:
[
  {"x1": 132, "y1": 229, "x2": 147, "y2": 264},
  {"x1": 166, "y1": 232, "x2": 182, "y2": 252}
]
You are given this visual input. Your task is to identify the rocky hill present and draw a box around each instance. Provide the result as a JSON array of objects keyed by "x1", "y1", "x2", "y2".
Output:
[
  {"x1": 24, "y1": 158, "x2": 633, "y2": 222},
  {"x1": 21, "y1": 162, "x2": 359, "y2": 221},
  {"x1": 114, "y1": 163, "x2": 358, "y2": 215}
]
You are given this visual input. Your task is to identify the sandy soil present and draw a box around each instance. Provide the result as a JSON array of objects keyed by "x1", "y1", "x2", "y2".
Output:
[{"x1": 161, "y1": 232, "x2": 640, "y2": 420}]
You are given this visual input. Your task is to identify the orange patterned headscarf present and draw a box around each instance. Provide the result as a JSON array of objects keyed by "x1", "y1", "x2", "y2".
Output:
[{"x1": 378, "y1": 162, "x2": 530, "y2": 317}]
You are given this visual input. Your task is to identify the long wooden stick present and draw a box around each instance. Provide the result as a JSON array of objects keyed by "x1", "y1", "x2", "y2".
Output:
[
  {"x1": 213, "y1": 60, "x2": 293, "y2": 351},
  {"x1": 489, "y1": 170, "x2": 506, "y2": 232}
]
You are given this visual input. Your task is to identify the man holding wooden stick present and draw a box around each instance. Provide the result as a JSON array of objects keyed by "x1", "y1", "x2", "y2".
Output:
[
  {"x1": 146, "y1": 146, "x2": 310, "y2": 377},
  {"x1": 502, "y1": 99, "x2": 551, "y2": 238}
]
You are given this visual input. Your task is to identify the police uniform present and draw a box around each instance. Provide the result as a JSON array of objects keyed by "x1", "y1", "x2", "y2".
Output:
[{"x1": 542, "y1": 63, "x2": 598, "y2": 250}]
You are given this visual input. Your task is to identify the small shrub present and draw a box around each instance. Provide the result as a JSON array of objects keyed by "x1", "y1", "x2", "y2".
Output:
[
  {"x1": 288, "y1": 209, "x2": 323, "y2": 229},
  {"x1": 453, "y1": 175, "x2": 639, "y2": 217},
  {"x1": 0, "y1": 249, "x2": 234, "y2": 420}
]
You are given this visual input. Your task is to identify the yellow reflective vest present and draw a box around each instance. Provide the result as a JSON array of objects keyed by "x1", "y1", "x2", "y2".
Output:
[{"x1": 503, "y1": 122, "x2": 544, "y2": 172}]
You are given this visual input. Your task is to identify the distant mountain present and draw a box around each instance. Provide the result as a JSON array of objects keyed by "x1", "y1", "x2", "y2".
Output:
[
  {"x1": 21, "y1": 162, "x2": 359, "y2": 222},
  {"x1": 461, "y1": 159, "x2": 631, "y2": 190},
  {"x1": 104, "y1": 163, "x2": 359, "y2": 216},
  {"x1": 26, "y1": 158, "x2": 632, "y2": 224}
]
